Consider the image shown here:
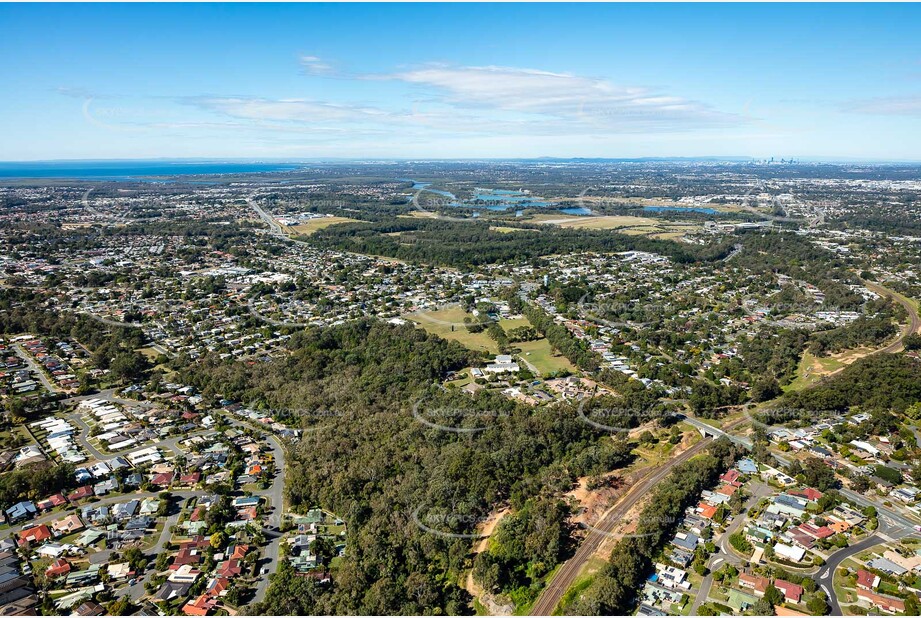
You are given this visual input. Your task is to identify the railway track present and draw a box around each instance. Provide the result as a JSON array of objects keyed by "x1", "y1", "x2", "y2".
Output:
[{"x1": 530, "y1": 436, "x2": 713, "y2": 615}]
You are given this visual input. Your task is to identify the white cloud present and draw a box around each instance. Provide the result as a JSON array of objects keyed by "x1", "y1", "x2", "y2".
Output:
[
  {"x1": 299, "y1": 55, "x2": 334, "y2": 76},
  {"x1": 187, "y1": 96, "x2": 391, "y2": 123},
  {"x1": 70, "y1": 62, "x2": 748, "y2": 149},
  {"x1": 386, "y1": 65, "x2": 742, "y2": 131},
  {"x1": 847, "y1": 95, "x2": 921, "y2": 117}
]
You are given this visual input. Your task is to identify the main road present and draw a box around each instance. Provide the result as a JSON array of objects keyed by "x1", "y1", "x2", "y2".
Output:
[
  {"x1": 223, "y1": 415, "x2": 288, "y2": 603},
  {"x1": 862, "y1": 280, "x2": 921, "y2": 354}
]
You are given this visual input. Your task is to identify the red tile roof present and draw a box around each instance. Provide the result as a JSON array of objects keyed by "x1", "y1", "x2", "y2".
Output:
[
  {"x1": 206, "y1": 577, "x2": 230, "y2": 597},
  {"x1": 37, "y1": 494, "x2": 67, "y2": 510},
  {"x1": 856, "y1": 569, "x2": 879, "y2": 590},
  {"x1": 857, "y1": 590, "x2": 905, "y2": 612},
  {"x1": 170, "y1": 547, "x2": 202, "y2": 568},
  {"x1": 790, "y1": 488, "x2": 823, "y2": 502},
  {"x1": 217, "y1": 559, "x2": 241, "y2": 578},
  {"x1": 180, "y1": 472, "x2": 201, "y2": 485},
  {"x1": 230, "y1": 544, "x2": 249, "y2": 560},
  {"x1": 45, "y1": 559, "x2": 71, "y2": 578},
  {"x1": 67, "y1": 486, "x2": 94, "y2": 501},
  {"x1": 698, "y1": 503, "x2": 718, "y2": 519},
  {"x1": 739, "y1": 572, "x2": 769, "y2": 593},
  {"x1": 774, "y1": 579, "x2": 804, "y2": 603},
  {"x1": 18, "y1": 524, "x2": 52, "y2": 546},
  {"x1": 182, "y1": 594, "x2": 215, "y2": 616},
  {"x1": 151, "y1": 472, "x2": 175, "y2": 486}
]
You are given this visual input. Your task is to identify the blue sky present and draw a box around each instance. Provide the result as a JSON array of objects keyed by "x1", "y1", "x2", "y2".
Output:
[{"x1": 2, "y1": 3, "x2": 920, "y2": 161}]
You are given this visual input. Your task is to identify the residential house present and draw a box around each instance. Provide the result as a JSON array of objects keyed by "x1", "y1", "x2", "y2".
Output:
[
  {"x1": 5, "y1": 501, "x2": 36, "y2": 523},
  {"x1": 857, "y1": 590, "x2": 905, "y2": 613},
  {"x1": 774, "y1": 579, "x2": 804, "y2": 603},
  {"x1": 856, "y1": 569, "x2": 880, "y2": 591},
  {"x1": 18, "y1": 524, "x2": 52, "y2": 546}
]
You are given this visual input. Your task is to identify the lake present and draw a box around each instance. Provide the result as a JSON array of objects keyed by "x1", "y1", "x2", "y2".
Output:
[
  {"x1": 643, "y1": 205, "x2": 717, "y2": 215},
  {"x1": 558, "y1": 207, "x2": 592, "y2": 215}
]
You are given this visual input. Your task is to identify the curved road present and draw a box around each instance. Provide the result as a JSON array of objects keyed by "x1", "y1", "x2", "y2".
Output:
[
  {"x1": 13, "y1": 343, "x2": 59, "y2": 393},
  {"x1": 814, "y1": 532, "x2": 883, "y2": 616},
  {"x1": 689, "y1": 481, "x2": 773, "y2": 614},
  {"x1": 862, "y1": 280, "x2": 920, "y2": 355}
]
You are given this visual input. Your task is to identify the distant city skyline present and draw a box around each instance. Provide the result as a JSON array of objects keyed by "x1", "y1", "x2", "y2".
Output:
[{"x1": 2, "y1": 3, "x2": 920, "y2": 161}]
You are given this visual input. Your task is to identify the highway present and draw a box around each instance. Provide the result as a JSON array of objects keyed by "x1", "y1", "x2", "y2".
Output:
[
  {"x1": 530, "y1": 437, "x2": 713, "y2": 616},
  {"x1": 249, "y1": 197, "x2": 287, "y2": 237},
  {"x1": 862, "y1": 280, "x2": 921, "y2": 355}
]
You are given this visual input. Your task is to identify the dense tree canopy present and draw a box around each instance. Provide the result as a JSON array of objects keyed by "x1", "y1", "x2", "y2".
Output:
[{"x1": 184, "y1": 320, "x2": 645, "y2": 614}]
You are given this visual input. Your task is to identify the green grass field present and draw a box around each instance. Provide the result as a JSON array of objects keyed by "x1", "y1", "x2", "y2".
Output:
[
  {"x1": 785, "y1": 350, "x2": 845, "y2": 392},
  {"x1": 515, "y1": 338, "x2": 576, "y2": 376},
  {"x1": 406, "y1": 306, "x2": 498, "y2": 354},
  {"x1": 408, "y1": 309, "x2": 577, "y2": 371},
  {"x1": 285, "y1": 216, "x2": 362, "y2": 235},
  {"x1": 498, "y1": 316, "x2": 532, "y2": 331}
]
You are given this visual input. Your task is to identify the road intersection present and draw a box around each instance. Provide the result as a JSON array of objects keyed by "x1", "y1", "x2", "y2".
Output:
[{"x1": 17, "y1": 388, "x2": 291, "y2": 606}]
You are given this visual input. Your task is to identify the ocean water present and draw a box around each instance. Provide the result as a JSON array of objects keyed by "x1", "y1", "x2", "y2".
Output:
[{"x1": 0, "y1": 160, "x2": 301, "y2": 180}]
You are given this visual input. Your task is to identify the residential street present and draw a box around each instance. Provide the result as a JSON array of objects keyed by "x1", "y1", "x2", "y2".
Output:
[
  {"x1": 42, "y1": 388, "x2": 291, "y2": 606},
  {"x1": 13, "y1": 343, "x2": 58, "y2": 393},
  {"x1": 690, "y1": 481, "x2": 773, "y2": 614}
]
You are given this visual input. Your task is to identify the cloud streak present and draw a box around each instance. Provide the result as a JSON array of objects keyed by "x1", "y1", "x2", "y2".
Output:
[
  {"x1": 188, "y1": 96, "x2": 392, "y2": 123},
  {"x1": 386, "y1": 64, "x2": 744, "y2": 131},
  {"x1": 847, "y1": 95, "x2": 921, "y2": 117},
  {"x1": 67, "y1": 61, "x2": 752, "y2": 147},
  {"x1": 299, "y1": 55, "x2": 335, "y2": 76}
]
